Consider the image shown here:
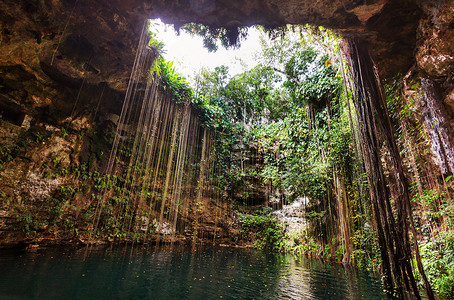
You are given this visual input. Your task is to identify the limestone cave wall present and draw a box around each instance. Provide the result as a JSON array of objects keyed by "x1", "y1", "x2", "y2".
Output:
[{"x1": 415, "y1": 1, "x2": 454, "y2": 122}]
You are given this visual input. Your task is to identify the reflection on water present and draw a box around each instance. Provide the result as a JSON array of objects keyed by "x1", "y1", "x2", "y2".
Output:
[{"x1": 0, "y1": 245, "x2": 387, "y2": 299}]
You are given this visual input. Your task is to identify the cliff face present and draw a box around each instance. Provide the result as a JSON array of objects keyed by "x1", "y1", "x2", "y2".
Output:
[
  {"x1": 416, "y1": 1, "x2": 454, "y2": 119},
  {"x1": 0, "y1": 0, "x2": 141, "y2": 124},
  {"x1": 0, "y1": 1, "x2": 139, "y2": 247}
]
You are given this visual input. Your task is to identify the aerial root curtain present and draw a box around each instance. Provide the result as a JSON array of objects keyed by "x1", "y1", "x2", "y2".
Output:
[
  {"x1": 343, "y1": 38, "x2": 434, "y2": 300},
  {"x1": 91, "y1": 22, "x2": 218, "y2": 241}
]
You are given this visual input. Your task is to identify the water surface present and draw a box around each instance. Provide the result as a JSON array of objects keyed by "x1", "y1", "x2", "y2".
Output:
[{"x1": 0, "y1": 245, "x2": 387, "y2": 299}]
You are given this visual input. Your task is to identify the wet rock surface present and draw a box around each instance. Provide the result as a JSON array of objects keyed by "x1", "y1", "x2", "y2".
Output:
[
  {"x1": 415, "y1": 1, "x2": 454, "y2": 116},
  {"x1": 272, "y1": 197, "x2": 308, "y2": 234}
]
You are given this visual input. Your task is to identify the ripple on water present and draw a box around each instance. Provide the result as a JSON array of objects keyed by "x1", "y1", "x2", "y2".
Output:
[{"x1": 0, "y1": 246, "x2": 388, "y2": 300}]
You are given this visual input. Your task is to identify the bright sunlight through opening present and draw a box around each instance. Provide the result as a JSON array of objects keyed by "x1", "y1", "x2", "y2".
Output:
[{"x1": 150, "y1": 19, "x2": 262, "y2": 80}]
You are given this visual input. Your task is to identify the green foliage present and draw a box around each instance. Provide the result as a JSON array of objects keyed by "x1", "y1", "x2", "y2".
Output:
[
  {"x1": 189, "y1": 26, "x2": 368, "y2": 260},
  {"x1": 351, "y1": 225, "x2": 381, "y2": 270},
  {"x1": 413, "y1": 188, "x2": 454, "y2": 224},
  {"x1": 223, "y1": 65, "x2": 282, "y2": 124},
  {"x1": 152, "y1": 59, "x2": 225, "y2": 129},
  {"x1": 419, "y1": 232, "x2": 454, "y2": 298},
  {"x1": 252, "y1": 101, "x2": 352, "y2": 207},
  {"x1": 148, "y1": 20, "x2": 165, "y2": 54},
  {"x1": 419, "y1": 188, "x2": 444, "y2": 207},
  {"x1": 180, "y1": 24, "x2": 248, "y2": 52},
  {"x1": 283, "y1": 49, "x2": 340, "y2": 107},
  {"x1": 193, "y1": 66, "x2": 230, "y2": 101},
  {"x1": 240, "y1": 209, "x2": 286, "y2": 251},
  {"x1": 14, "y1": 209, "x2": 46, "y2": 235},
  {"x1": 159, "y1": 60, "x2": 193, "y2": 102}
]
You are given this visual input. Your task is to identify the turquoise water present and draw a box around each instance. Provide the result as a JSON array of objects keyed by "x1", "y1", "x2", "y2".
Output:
[{"x1": 0, "y1": 246, "x2": 387, "y2": 299}]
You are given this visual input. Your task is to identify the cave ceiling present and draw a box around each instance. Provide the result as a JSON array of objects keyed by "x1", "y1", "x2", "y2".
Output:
[
  {"x1": 0, "y1": 0, "x2": 422, "y2": 118},
  {"x1": 125, "y1": 0, "x2": 421, "y2": 77}
]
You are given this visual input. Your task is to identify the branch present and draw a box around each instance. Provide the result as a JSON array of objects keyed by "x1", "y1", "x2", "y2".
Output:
[{"x1": 272, "y1": 67, "x2": 301, "y2": 85}]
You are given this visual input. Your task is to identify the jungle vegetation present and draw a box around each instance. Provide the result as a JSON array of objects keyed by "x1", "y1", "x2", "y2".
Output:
[{"x1": 153, "y1": 24, "x2": 454, "y2": 298}]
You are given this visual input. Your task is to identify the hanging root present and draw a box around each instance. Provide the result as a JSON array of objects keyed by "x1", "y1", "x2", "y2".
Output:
[{"x1": 343, "y1": 38, "x2": 434, "y2": 299}]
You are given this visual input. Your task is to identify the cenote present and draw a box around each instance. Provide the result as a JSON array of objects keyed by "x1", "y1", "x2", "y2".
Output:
[
  {"x1": 0, "y1": 246, "x2": 387, "y2": 299},
  {"x1": 1, "y1": 1, "x2": 454, "y2": 299}
]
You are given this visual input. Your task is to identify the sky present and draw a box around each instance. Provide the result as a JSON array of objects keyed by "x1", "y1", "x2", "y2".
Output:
[{"x1": 150, "y1": 19, "x2": 262, "y2": 80}]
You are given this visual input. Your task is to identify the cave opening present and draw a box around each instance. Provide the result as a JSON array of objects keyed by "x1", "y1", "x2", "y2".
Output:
[
  {"x1": 97, "y1": 18, "x2": 425, "y2": 298},
  {"x1": 0, "y1": 1, "x2": 453, "y2": 299},
  {"x1": 96, "y1": 16, "x2": 441, "y2": 298}
]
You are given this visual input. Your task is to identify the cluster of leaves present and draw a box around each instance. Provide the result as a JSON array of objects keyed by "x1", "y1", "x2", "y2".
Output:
[
  {"x1": 283, "y1": 49, "x2": 340, "y2": 108},
  {"x1": 351, "y1": 225, "x2": 381, "y2": 270},
  {"x1": 410, "y1": 186, "x2": 454, "y2": 296},
  {"x1": 419, "y1": 232, "x2": 454, "y2": 298},
  {"x1": 240, "y1": 208, "x2": 286, "y2": 251},
  {"x1": 181, "y1": 24, "x2": 248, "y2": 52},
  {"x1": 149, "y1": 53, "x2": 225, "y2": 129},
  {"x1": 159, "y1": 60, "x2": 194, "y2": 103},
  {"x1": 193, "y1": 64, "x2": 284, "y2": 126}
]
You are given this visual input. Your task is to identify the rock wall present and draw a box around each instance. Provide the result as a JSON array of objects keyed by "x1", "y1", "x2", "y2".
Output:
[
  {"x1": 410, "y1": 0, "x2": 454, "y2": 174},
  {"x1": 0, "y1": 0, "x2": 140, "y2": 246},
  {"x1": 0, "y1": 0, "x2": 140, "y2": 124},
  {"x1": 416, "y1": 0, "x2": 454, "y2": 117}
]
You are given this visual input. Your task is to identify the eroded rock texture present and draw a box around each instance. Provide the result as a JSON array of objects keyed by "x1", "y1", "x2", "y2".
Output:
[
  {"x1": 416, "y1": 0, "x2": 454, "y2": 115},
  {"x1": 0, "y1": 0, "x2": 422, "y2": 122},
  {"x1": 0, "y1": 0, "x2": 139, "y2": 125}
]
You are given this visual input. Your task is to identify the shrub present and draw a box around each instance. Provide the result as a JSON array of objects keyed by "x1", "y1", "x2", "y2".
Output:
[
  {"x1": 240, "y1": 211, "x2": 286, "y2": 251},
  {"x1": 419, "y1": 231, "x2": 454, "y2": 298}
]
